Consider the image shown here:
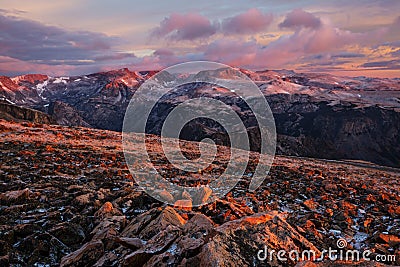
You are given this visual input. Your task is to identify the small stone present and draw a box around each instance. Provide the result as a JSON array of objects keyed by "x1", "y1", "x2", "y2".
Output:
[
  {"x1": 122, "y1": 250, "x2": 152, "y2": 267},
  {"x1": 49, "y1": 222, "x2": 86, "y2": 246},
  {"x1": 174, "y1": 199, "x2": 192, "y2": 210},
  {"x1": 74, "y1": 193, "x2": 92, "y2": 206},
  {"x1": 303, "y1": 199, "x2": 318, "y2": 210},
  {"x1": 363, "y1": 217, "x2": 374, "y2": 232},
  {"x1": 379, "y1": 233, "x2": 400, "y2": 246},
  {"x1": 194, "y1": 186, "x2": 213, "y2": 206},
  {"x1": 0, "y1": 188, "x2": 31, "y2": 204},
  {"x1": 158, "y1": 189, "x2": 175, "y2": 204},
  {"x1": 366, "y1": 194, "x2": 377, "y2": 202},
  {"x1": 295, "y1": 262, "x2": 318, "y2": 267},
  {"x1": 94, "y1": 201, "x2": 122, "y2": 220},
  {"x1": 181, "y1": 190, "x2": 192, "y2": 200},
  {"x1": 60, "y1": 240, "x2": 104, "y2": 267},
  {"x1": 324, "y1": 183, "x2": 337, "y2": 192},
  {"x1": 93, "y1": 252, "x2": 119, "y2": 267},
  {"x1": 0, "y1": 255, "x2": 9, "y2": 266},
  {"x1": 138, "y1": 207, "x2": 186, "y2": 240},
  {"x1": 326, "y1": 208, "x2": 334, "y2": 217},
  {"x1": 114, "y1": 237, "x2": 144, "y2": 250}
]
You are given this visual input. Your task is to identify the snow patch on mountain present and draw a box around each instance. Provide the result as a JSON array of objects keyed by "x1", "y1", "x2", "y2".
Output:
[
  {"x1": 35, "y1": 80, "x2": 49, "y2": 99},
  {"x1": 53, "y1": 77, "x2": 69, "y2": 84}
]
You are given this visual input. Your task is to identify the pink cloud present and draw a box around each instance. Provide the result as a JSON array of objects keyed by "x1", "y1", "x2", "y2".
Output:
[
  {"x1": 142, "y1": 10, "x2": 387, "y2": 71},
  {"x1": 0, "y1": 56, "x2": 77, "y2": 76},
  {"x1": 293, "y1": 26, "x2": 353, "y2": 53},
  {"x1": 251, "y1": 26, "x2": 365, "y2": 68},
  {"x1": 125, "y1": 48, "x2": 203, "y2": 71},
  {"x1": 204, "y1": 39, "x2": 257, "y2": 66},
  {"x1": 151, "y1": 13, "x2": 217, "y2": 41},
  {"x1": 3, "y1": 9, "x2": 398, "y2": 76},
  {"x1": 279, "y1": 9, "x2": 321, "y2": 29},
  {"x1": 199, "y1": 28, "x2": 351, "y2": 69},
  {"x1": 199, "y1": 11, "x2": 386, "y2": 70},
  {"x1": 242, "y1": 9, "x2": 387, "y2": 68},
  {"x1": 221, "y1": 8, "x2": 273, "y2": 35}
]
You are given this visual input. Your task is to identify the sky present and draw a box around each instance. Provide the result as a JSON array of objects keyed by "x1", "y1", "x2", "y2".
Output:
[{"x1": 0, "y1": 0, "x2": 399, "y2": 77}]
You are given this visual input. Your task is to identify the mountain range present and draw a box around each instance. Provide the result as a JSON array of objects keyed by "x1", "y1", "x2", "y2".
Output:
[{"x1": 1, "y1": 68, "x2": 399, "y2": 167}]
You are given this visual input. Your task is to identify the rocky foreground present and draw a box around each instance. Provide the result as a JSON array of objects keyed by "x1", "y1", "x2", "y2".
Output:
[{"x1": 0, "y1": 120, "x2": 399, "y2": 266}]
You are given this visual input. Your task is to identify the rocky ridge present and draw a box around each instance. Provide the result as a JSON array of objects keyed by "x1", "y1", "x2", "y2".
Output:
[{"x1": 0, "y1": 101, "x2": 54, "y2": 125}]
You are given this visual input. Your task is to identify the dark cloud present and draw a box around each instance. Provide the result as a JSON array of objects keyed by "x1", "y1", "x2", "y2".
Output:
[
  {"x1": 151, "y1": 13, "x2": 217, "y2": 41},
  {"x1": 301, "y1": 53, "x2": 362, "y2": 64},
  {"x1": 382, "y1": 41, "x2": 400, "y2": 47},
  {"x1": 303, "y1": 60, "x2": 350, "y2": 67},
  {"x1": 260, "y1": 33, "x2": 278, "y2": 38},
  {"x1": 279, "y1": 9, "x2": 321, "y2": 29},
  {"x1": 362, "y1": 60, "x2": 400, "y2": 69},
  {"x1": 0, "y1": 13, "x2": 117, "y2": 63},
  {"x1": 94, "y1": 53, "x2": 137, "y2": 62},
  {"x1": 391, "y1": 50, "x2": 400, "y2": 57},
  {"x1": 332, "y1": 52, "x2": 365, "y2": 58},
  {"x1": 153, "y1": 48, "x2": 175, "y2": 56},
  {"x1": 221, "y1": 8, "x2": 273, "y2": 35}
]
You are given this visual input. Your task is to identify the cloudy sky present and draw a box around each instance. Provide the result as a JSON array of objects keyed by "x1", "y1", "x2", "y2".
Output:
[{"x1": 0, "y1": 0, "x2": 399, "y2": 77}]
